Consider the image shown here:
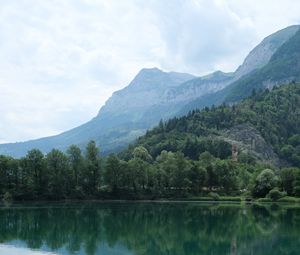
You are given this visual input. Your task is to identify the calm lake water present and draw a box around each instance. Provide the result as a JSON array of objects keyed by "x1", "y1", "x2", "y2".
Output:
[{"x1": 0, "y1": 202, "x2": 299, "y2": 255}]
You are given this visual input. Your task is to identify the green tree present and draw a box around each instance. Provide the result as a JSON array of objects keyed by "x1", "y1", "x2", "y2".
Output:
[
  {"x1": 128, "y1": 157, "x2": 148, "y2": 192},
  {"x1": 67, "y1": 145, "x2": 83, "y2": 188},
  {"x1": 171, "y1": 152, "x2": 191, "y2": 191},
  {"x1": 0, "y1": 156, "x2": 20, "y2": 198},
  {"x1": 293, "y1": 169, "x2": 300, "y2": 196},
  {"x1": 132, "y1": 146, "x2": 152, "y2": 162},
  {"x1": 252, "y1": 169, "x2": 278, "y2": 197},
  {"x1": 214, "y1": 160, "x2": 239, "y2": 193},
  {"x1": 188, "y1": 162, "x2": 207, "y2": 193},
  {"x1": 24, "y1": 149, "x2": 45, "y2": 196},
  {"x1": 280, "y1": 167, "x2": 297, "y2": 195},
  {"x1": 85, "y1": 141, "x2": 101, "y2": 195},
  {"x1": 199, "y1": 152, "x2": 217, "y2": 190},
  {"x1": 46, "y1": 149, "x2": 69, "y2": 199},
  {"x1": 104, "y1": 154, "x2": 123, "y2": 192}
]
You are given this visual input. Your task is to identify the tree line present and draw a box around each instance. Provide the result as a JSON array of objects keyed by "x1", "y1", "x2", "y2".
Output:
[{"x1": 1, "y1": 140, "x2": 300, "y2": 201}]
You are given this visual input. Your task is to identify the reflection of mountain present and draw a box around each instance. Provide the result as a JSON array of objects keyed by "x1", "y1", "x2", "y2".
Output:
[{"x1": 0, "y1": 203, "x2": 299, "y2": 255}]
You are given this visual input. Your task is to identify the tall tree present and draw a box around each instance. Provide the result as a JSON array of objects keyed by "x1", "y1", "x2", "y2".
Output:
[
  {"x1": 85, "y1": 141, "x2": 101, "y2": 195},
  {"x1": 104, "y1": 154, "x2": 123, "y2": 192},
  {"x1": 24, "y1": 149, "x2": 45, "y2": 197},
  {"x1": 67, "y1": 145, "x2": 83, "y2": 189},
  {"x1": 46, "y1": 149, "x2": 69, "y2": 199}
]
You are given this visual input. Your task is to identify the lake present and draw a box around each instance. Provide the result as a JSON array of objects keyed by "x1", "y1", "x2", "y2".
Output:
[{"x1": 0, "y1": 202, "x2": 299, "y2": 255}]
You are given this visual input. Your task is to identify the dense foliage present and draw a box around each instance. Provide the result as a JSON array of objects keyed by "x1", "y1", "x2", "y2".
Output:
[{"x1": 126, "y1": 83, "x2": 300, "y2": 166}]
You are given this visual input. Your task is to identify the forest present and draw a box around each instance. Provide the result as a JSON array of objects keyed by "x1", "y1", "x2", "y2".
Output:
[{"x1": 1, "y1": 83, "x2": 300, "y2": 201}]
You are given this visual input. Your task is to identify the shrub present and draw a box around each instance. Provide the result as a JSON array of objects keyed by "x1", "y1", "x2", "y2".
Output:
[
  {"x1": 252, "y1": 169, "x2": 278, "y2": 197},
  {"x1": 208, "y1": 192, "x2": 220, "y2": 201},
  {"x1": 219, "y1": 196, "x2": 242, "y2": 202},
  {"x1": 3, "y1": 192, "x2": 12, "y2": 201},
  {"x1": 294, "y1": 186, "x2": 300, "y2": 197},
  {"x1": 267, "y1": 188, "x2": 286, "y2": 201},
  {"x1": 257, "y1": 198, "x2": 272, "y2": 202},
  {"x1": 277, "y1": 196, "x2": 299, "y2": 203}
]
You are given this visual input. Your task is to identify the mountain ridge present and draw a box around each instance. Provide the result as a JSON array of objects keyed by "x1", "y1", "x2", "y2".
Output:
[{"x1": 179, "y1": 25, "x2": 300, "y2": 114}]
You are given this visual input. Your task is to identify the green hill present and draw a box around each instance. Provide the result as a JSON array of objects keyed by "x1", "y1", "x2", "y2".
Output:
[{"x1": 123, "y1": 82, "x2": 300, "y2": 167}]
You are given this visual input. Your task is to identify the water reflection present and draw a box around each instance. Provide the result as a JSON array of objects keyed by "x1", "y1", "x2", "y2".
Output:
[
  {"x1": 0, "y1": 202, "x2": 299, "y2": 255},
  {"x1": 0, "y1": 244, "x2": 58, "y2": 255}
]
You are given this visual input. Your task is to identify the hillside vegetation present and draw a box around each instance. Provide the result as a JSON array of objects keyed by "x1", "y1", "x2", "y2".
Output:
[{"x1": 126, "y1": 83, "x2": 300, "y2": 166}]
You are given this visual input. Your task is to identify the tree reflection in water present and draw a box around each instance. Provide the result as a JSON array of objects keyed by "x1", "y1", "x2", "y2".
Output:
[{"x1": 0, "y1": 202, "x2": 299, "y2": 255}]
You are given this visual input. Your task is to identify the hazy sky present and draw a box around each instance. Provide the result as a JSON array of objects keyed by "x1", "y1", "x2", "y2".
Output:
[{"x1": 0, "y1": 0, "x2": 299, "y2": 143}]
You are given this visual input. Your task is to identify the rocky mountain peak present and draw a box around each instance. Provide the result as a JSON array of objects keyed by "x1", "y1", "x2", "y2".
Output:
[{"x1": 235, "y1": 25, "x2": 299, "y2": 78}]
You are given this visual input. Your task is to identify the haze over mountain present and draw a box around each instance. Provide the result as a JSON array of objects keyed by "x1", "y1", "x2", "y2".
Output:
[{"x1": 0, "y1": 25, "x2": 299, "y2": 157}]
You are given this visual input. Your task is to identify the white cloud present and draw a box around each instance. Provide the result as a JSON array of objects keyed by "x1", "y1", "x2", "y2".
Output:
[{"x1": 0, "y1": 0, "x2": 299, "y2": 142}]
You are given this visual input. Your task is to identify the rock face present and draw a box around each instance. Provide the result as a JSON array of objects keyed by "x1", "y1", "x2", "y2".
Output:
[
  {"x1": 234, "y1": 25, "x2": 299, "y2": 78},
  {"x1": 174, "y1": 25, "x2": 299, "y2": 106},
  {"x1": 223, "y1": 25, "x2": 300, "y2": 103},
  {"x1": 99, "y1": 68, "x2": 195, "y2": 118},
  {"x1": 164, "y1": 71, "x2": 234, "y2": 103},
  {"x1": 180, "y1": 25, "x2": 300, "y2": 113},
  {"x1": 97, "y1": 68, "x2": 195, "y2": 128},
  {"x1": 221, "y1": 124, "x2": 280, "y2": 167}
]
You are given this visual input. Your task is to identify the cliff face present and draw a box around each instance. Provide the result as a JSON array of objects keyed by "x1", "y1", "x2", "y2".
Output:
[
  {"x1": 180, "y1": 25, "x2": 300, "y2": 114},
  {"x1": 221, "y1": 124, "x2": 281, "y2": 167},
  {"x1": 234, "y1": 25, "x2": 299, "y2": 79},
  {"x1": 98, "y1": 68, "x2": 195, "y2": 117}
]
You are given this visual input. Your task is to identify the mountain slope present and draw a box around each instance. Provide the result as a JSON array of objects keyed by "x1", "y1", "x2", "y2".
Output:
[
  {"x1": 123, "y1": 82, "x2": 300, "y2": 167},
  {"x1": 234, "y1": 25, "x2": 300, "y2": 78},
  {"x1": 176, "y1": 25, "x2": 299, "y2": 113},
  {"x1": 0, "y1": 69, "x2": 195, "y2": 157},
  {"x1": 180, "y1": 25, "x2": 300, "y2": 113}
]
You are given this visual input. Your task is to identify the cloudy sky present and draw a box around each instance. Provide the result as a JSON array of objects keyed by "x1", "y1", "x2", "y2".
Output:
[{"x1": 0, "y1": 0, "x2": 299, "y2": 143}]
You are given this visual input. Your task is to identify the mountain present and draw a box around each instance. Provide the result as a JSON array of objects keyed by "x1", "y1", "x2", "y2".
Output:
[
  {"x1": 0, "y1": 25, "x2": 299, "y2": 157},
  {"x1": 0, "y1": 69, "x2": 195, "y2": 157},
  {"x1": 180, "y1": 25, "x2": 300, "y2": 113},
  {"x1": 123, "y1": 82, "x2": 300, "y2": 168},
  {"x1": 234, "y1": 25, "x2": 300, "y2": 78},
  {"x1": 97, "y1": 67, "x2": 195, "y2": 127}
]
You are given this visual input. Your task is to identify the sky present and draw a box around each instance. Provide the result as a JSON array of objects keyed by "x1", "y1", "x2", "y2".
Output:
[{"x1": 0, "y1": 0, "x2": 299, "y2": 143}]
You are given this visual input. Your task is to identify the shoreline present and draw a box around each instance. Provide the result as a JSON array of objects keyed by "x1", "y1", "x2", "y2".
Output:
[{"x1": 1, "y1": 197, "x2": 300, "y2": 206}]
